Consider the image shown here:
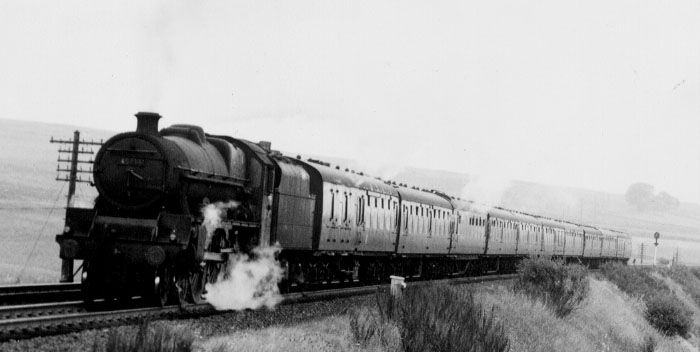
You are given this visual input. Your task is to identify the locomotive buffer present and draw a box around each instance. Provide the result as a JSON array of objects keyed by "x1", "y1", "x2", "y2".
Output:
[{"x1": 51, "y1": 131, "x2": 103, "y2": 282}]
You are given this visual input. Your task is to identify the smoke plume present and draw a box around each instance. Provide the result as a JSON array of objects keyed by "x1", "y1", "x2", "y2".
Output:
[
  {"x1": 200, "y1": 201, "x2": 284, "y2": 311},
  {"x1": 204, "y1": 245, "x2": 284, "y2": 311},
  {"x1": 461, "y1": 174, "x2": 513, "y2": 206}
]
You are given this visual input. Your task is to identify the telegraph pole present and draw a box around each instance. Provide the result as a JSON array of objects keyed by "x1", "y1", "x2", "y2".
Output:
[
  {"x1": 640, "y1": 243, "x2": 645, "y2": 265},
  {"x1": 50, "y1": 131, "x2": 103, "y2": 282},
  {"x1": 51, "y1": 131, "x2": 103, "y2": 207}
]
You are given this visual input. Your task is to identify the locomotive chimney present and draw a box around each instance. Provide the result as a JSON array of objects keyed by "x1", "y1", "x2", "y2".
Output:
[{"x1": 135, "y1": 112, "x2": 161, "y2": 135}]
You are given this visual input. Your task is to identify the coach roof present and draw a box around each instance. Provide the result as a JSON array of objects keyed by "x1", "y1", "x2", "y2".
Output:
[
  {"x1": 302, "y1": 161, "x2": 399, "y2": 196},
  {"x1": 396, "y1": 187, "x2": 453, "y2": 209}
]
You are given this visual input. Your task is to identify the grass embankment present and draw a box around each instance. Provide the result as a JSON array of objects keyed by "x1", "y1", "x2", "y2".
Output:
[
  {"x1": 94, "y1": 261, "x2": 700, "y2": 352},
  {"x1": 92, "y1": 321, "x2": 195, "y2": 352}
]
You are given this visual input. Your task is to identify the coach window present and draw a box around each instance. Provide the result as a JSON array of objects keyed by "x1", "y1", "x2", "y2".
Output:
[
  {"x1": 361, "y1": 197, "x2": 365, "y2": 223},
  {"x1": 343, "y1": 193, "x2": 349, "y2": 222},
  {"x1": 330, "y1": 190, "x2": 335, "y2": 220},
  {"x1": 394, "y1": 205, "x2": 399, "y2": 229},
  {"x1": 356, "y1": 197, "x2": 364, "y2": 225},
  {"x1": 404, "y1": 209, "x2": 409, "y2": 230},
  {"x1": 428, "y1": 211, "x2": 432, "y2": 233}
]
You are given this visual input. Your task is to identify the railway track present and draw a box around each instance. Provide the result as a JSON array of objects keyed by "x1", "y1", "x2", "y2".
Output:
[
  {"x1": 0, "y1": 283, "x2": 81, "y2": 306},
  {"x1": 0, "y1": 273, "x2": 516, "y2": 342}
]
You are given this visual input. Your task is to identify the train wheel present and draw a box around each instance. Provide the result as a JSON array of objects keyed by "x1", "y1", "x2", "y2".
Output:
[
  {"x1": 80, "y1": 267, "x2": 97, "y2": 308},
  {"x1": 196, "y1": 262, "x2": 224, "y2": 302},
  {"x1": 175, "y1": 273, "x2": 190, "y2": 307},
  {"x1": 154, "y1": 267, "x2": 175, "y2": 307},
  {"x1": 188, "y1": 268, "x2": 206, "y2": 305}
]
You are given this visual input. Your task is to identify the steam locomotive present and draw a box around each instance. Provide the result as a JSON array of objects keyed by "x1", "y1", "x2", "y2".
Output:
[{"x1": 55, "y1": 112, "x2": 632, "y2": 306}]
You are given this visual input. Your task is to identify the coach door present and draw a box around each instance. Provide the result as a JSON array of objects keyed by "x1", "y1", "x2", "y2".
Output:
[{"x1": 449, "y1": 212, "x2": 460, "y2": 253}]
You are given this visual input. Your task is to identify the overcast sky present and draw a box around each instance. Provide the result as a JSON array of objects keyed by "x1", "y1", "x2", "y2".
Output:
[{"x1": 1, "y1": 1, "x2": 699, "y2": 202}]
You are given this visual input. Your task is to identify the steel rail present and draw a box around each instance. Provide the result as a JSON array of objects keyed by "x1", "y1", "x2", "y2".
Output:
[
  {"x1": 0, "y1": 283, "x2": 81, "y2": 306},
  {"x1": 0, "y1": 273, "x2": 516, "y2": 342},
  {"x1": 0, "y1": 301, "x2": 85, "y2": 320}
]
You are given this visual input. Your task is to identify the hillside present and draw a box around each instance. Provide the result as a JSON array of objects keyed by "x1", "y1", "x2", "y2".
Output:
[
  {"x1": 0, "y1": 119, "x2": 114, "y2": 283},
  {"x1": 1, "y1": 119, "x2": 699, "y2": 283}
]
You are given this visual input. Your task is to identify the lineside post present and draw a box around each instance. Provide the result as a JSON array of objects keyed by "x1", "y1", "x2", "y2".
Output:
[{"x1": 390, "y1": 275, "x2": 406, "y2": 299}]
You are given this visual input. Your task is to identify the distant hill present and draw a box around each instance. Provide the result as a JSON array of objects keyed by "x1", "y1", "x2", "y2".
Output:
[
  {"x1": 1, "y1": 118, "x2": 698, "y2": 284},
  {"x1": 0, "y1": 119, "x2": 115, "y2": 283}
]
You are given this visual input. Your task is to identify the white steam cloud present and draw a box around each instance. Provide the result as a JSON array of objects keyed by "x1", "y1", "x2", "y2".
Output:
[
  {"x1": 204, "y1": 245, "x2": 284, "y2": 311},
  {"x1": 461, "y1": 174, "x2": 513, "y2": 206},
  {"x1": 200, "y1": 201, "x2": 284, "y2": 311}
]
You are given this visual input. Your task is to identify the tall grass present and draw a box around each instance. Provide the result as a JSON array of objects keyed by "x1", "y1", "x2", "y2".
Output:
[
  {"x1": 92, "y1": 321, "x2": 195, "y2": 352},
  {"x1": 600, "y1": 263, "x2": 694, "y2": 337},
  {"x1": 349, "y1": 284, "x2": 509, "y2": 352},
  {"x1": 659, "y1": 265, "x2": 700, "y2": 306},
  {"x1": 513, "y1": 258, "x2": 589, "y2": 317},
  {"x1": 599, "y1": 262, "x2": 668, "y2": 300}
]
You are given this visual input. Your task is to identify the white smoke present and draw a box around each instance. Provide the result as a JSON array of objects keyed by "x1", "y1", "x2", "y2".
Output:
[
  {"x1": 204, "y1": 244, "x2": 284, "y2": 311},
  {"x1": 199, "y1": 201, "x2": 284, "y2": 311},
  {"x1": 461, "y1": 174, "x2": 513, "y2": 206}
]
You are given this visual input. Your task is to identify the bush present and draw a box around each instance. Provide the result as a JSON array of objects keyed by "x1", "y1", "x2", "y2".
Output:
[
  {"x1": 514, "y1": 258, "x2": 589, "y2": 317},
  {"x1": 350, "y1": 285, "x2": 509, "y2": 352},
  {"x1": 645, "y1": 295, "x2": 693, "y2": 337},
  {"x1": 93, "y1": 321, "x2": 195, "y2": 352}
]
